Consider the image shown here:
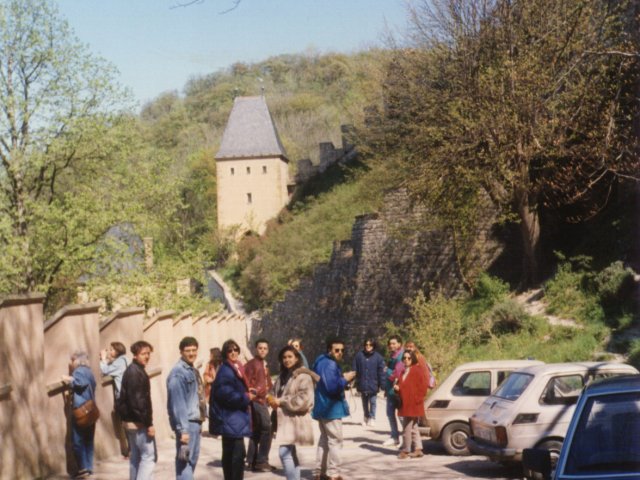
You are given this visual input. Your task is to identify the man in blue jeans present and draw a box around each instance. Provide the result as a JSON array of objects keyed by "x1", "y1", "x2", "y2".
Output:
[
  {"x1": 383, "y1": 335, "x2": 405, "y2": 447},
  {"x1": 118, "y1": 340, "x2": 156, "y2": 480},
  {"x1": 167, "y1": 337, "x2": 207, "y2": 480}
]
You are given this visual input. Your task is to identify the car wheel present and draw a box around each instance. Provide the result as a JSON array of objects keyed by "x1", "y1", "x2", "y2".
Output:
[
  {"x1": 442, "y1": 422, "x2": 471, "y2": 456},
  {"x1": 524, "y1": 439, "x2": 563, "y2": 480}
]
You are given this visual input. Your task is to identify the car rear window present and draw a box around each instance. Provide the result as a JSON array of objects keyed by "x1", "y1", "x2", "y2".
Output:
[
  {"x1": 564, "y1": 391, "x2": 640, "y2": 475},
  {"x1": 493, "y1": 372, "x2": 534, "y2": 400},
  {"x1": 452, "y1": 371, "x2": 491, "y2": 396}
]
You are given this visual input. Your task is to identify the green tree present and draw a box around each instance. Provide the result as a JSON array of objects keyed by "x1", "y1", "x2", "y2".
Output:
[
  {"x1": 369, "y1": 0, "x2": 639, "y2": 286},
  {"x1": 0, "y1": 0, "x2": 131, "y2": 296}
]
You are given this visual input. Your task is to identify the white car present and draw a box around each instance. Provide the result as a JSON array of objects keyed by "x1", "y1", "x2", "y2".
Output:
[
  {"x1": 467, "y1": 362, "x2": 639, "y2": 465},
  {"x1": 425, "y1": 359, "x2": 543, "y2": 455}
]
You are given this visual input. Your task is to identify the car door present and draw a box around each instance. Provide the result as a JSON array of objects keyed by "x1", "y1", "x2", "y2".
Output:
[{"x1": 533, "y1": 373, "x2": 584, "y2": 440}]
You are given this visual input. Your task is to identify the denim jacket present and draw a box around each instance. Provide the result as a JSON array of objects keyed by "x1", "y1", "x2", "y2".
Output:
[
  {"x1": 70, "y1": 365, "x2": 97, "y2": 408},
  {"x1": 100, "y1": 355, "x2": 128, "y2": 398},
  {"x1": 167, "y1": 359, "x2": 202, "y2": 434}
]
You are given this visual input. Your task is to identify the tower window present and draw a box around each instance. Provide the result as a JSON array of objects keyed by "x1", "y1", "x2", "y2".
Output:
[
  {"x1": 247, "y1": 193, "x2": 252, "y2": 204},
  {"x1": 262, "y1": 165, "x2": 267, "y2": 174},
  {"x1": 230, "y1": 167, "x2": 235, "y2": 175},
  {"x1": 246, "y1": 166, "x2": 251, "y2": 174}
]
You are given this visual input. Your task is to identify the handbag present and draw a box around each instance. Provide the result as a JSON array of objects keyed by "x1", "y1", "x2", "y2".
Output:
[{"x1": 73, "y1": 382, "x2": 100, "y2": 428}]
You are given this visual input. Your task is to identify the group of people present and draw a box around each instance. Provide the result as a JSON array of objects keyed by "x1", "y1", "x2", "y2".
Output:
[
  {"x1": 63, "y1": 333, "x2": 432, "y2": 480},
  {"x1": 351, "y1": 336, "x2": 432, "y2": 460}
]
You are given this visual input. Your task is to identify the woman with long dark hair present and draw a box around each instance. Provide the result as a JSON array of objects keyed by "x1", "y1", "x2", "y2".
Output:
[{"x1": 268, "y1": 345, "x2": 319, "y2": 480}]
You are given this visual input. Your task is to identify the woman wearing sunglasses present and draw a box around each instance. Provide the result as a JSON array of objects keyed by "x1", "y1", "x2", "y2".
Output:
[
  {"x1": 209, "y1": 339, "x2": 256, "y2": 479},
  {"x1": 393, "y1": 350, "x2": 428, "y2": 459}
]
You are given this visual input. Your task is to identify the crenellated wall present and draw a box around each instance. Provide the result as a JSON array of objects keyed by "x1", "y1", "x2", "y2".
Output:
[
  {"x1": 0, "y1": 296, "x2": 252, "y2": 478},
  {"x1": 255, "y1": 189, "x2": 506, "y2": 366}
]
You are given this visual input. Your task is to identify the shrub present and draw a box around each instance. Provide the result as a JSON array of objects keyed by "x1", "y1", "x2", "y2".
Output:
[
  {"x1": 403, "y1": 291, "x2": 463, "y2": 374},
  {"x1": 463, "y1": 273, "x2": 510, "y2": 318},
  {"x1": 628, "y1": 339, "x2": 640, "y2": 371},
  {"x1": 487, "y1": 300, "x2": 538, "y2": 336}
]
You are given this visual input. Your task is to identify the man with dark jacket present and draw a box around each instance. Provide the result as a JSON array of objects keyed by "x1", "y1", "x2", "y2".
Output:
[
  {"x1": 244, "y1": 338, "x2": 275, "y2": 472},
  {"x1": 118, "y1": 340, "x2": 156, "y2": 480},
  {"x1": 352, "y1": 338, "x2": 386, "y2": 428},
  {"x1": 312, "y1": 337, "x2": 355, "y2": 480}
]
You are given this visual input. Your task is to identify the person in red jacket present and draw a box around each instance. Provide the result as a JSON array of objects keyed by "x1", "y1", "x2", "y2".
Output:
[
  {"x1": 244, "y1": 338, "x2": 275, "y2": 472},
  {"x1": 394, "y1": 350, "x2": 428, "y2": 459}
]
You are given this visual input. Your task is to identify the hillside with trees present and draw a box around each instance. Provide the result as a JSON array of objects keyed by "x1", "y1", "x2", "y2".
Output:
[{"x1": 1, "y1": 0, "x2": 638, "y2": 367}]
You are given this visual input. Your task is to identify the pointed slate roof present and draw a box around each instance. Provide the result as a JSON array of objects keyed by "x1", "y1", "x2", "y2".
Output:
[{"x1": 215, "y1": 96, "x2": 288, "y2": 161}]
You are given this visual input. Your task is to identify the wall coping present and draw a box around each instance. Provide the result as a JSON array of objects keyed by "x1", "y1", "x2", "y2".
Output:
[
  {"x1": 99, "y1": 307, "x2": 145, "y2": 331},
  {"x1": 173, "y1": 310, "x2": 193, "y2": 326},
  {"x1": 101, "y1": 375, "x2": 115, "y2": 387},
  {"x1": 0, "y1": 293, "x2": 46, "y2": 308},
  {"x1": 44, "y1": 302, "x2": 102, "y2": 332},
  {"x1": 143, "y1": 310, "x2": 175, "y2": 332},
  {"x1": 148, "y1": 366, "x2": 162, "y2": 378},
  {"x1": 46, "y1": 380, "x2": 70, "y2": 397},
  {"x1": 0, "y1": 383, "x2": 11, "y2": 399},
  {"x1": 193, "y1": 312, "x2": 208, "y2": 324}
]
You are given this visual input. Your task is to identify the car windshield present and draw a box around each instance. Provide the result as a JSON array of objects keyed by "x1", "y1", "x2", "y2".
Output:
[
  {"x1": 493, "y1": 372, "x2": 534, "y2": 401},
  {"x1": 564, "y1": 391, "x2": 640, "y2": 475}
]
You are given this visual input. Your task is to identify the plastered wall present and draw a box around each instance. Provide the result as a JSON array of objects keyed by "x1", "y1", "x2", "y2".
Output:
[{"x1": 0, "y1": 297, "x2": 250, "y2": 477}]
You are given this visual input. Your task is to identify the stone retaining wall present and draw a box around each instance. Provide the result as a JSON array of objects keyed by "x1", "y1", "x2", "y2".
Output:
[{"x1": 256, "y1": 189, "x2": 505, "y2": 365}]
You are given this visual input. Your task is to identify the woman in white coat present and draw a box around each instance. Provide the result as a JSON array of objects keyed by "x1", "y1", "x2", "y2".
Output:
[{"x1": 268, "y1": 345, "x2": 320, "y2": 480}]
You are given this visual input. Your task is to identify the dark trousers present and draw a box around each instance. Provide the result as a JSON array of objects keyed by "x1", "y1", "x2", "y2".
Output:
[
  {"x1": 247, "y1": 402, "x2": 272, "y2": 466},
  {"x1": 222, "y1": 436, "x2": 246, "y2": 480}
]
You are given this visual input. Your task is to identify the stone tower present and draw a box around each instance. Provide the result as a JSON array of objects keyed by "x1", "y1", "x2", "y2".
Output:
[{"x1": 215, "y1": 96, "x2": 289, "y2": 236}]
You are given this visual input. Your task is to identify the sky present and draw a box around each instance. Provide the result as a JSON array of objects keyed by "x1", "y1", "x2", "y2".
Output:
[{"x1": 55, "y1": 0, "x2": 409, "y2": 108}]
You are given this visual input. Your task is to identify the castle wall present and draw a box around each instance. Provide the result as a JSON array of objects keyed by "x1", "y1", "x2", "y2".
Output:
[{"x1": 256, "y1": 190, "x2": 503, "y2": 366}]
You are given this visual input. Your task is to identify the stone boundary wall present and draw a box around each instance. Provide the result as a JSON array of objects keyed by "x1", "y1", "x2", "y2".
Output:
[
  {"x1": 0, "y1": 296, "x2": 252, "y2": 478},
  {"x1": 256, "y1": 189, "x2": 506, "y2": 366},
  {"x1": 295, "y1": 124, "x2": 357, "y2": 183}
]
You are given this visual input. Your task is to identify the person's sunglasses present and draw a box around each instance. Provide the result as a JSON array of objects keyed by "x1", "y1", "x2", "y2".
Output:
[
  {"x1": 365, "y1": 343, "x2": 373, "y2": 346},
  {"x1": 230, "y1": 347, "x2": 240, "y2": 352},
  {"x1": 333, "y1": 348, "x2": 344, "y2": 353},
  {"x1": 403, "y1": 356, "x2": 412, "y2": 361}
]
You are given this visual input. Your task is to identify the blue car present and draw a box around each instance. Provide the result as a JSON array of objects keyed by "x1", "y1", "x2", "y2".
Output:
[{"x1": 523, "y1": 374, "x2": 640, "y2": 480}]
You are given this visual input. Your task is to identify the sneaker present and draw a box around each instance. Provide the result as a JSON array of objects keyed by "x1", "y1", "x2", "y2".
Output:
[
  {"x1": 409, "y1": 450, "x2": 424, "y2": 458},
  {"x1": 368, "y1": 419, "x2": 376, "y2": 427},
  {"x1": 397, "y1": 451, "x2": 409, "y2": 459},
  {"x1": 362, "y1": 418, "x2": 369, "y2": 428},
  {"x1": 383, "y1": 437, "x2": 400, "y2": 446}
]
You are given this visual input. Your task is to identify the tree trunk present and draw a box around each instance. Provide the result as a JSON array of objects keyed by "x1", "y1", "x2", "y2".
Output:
[
  {"x1": 515, "y1": 189, "x2": 540, "y2": 289},
  {"x1": 15, "y1": 175, "x2": 34, "y2": 292}
]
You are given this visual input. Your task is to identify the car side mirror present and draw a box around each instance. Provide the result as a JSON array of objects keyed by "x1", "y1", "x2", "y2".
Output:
[{"x1": 523, "y1": 448, "x2": 552, "y2": 480}]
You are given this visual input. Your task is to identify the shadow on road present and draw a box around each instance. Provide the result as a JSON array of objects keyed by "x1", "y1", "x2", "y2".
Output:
[{"x1": 447, "y1": 459, "x2": 524, "y2": 479}]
